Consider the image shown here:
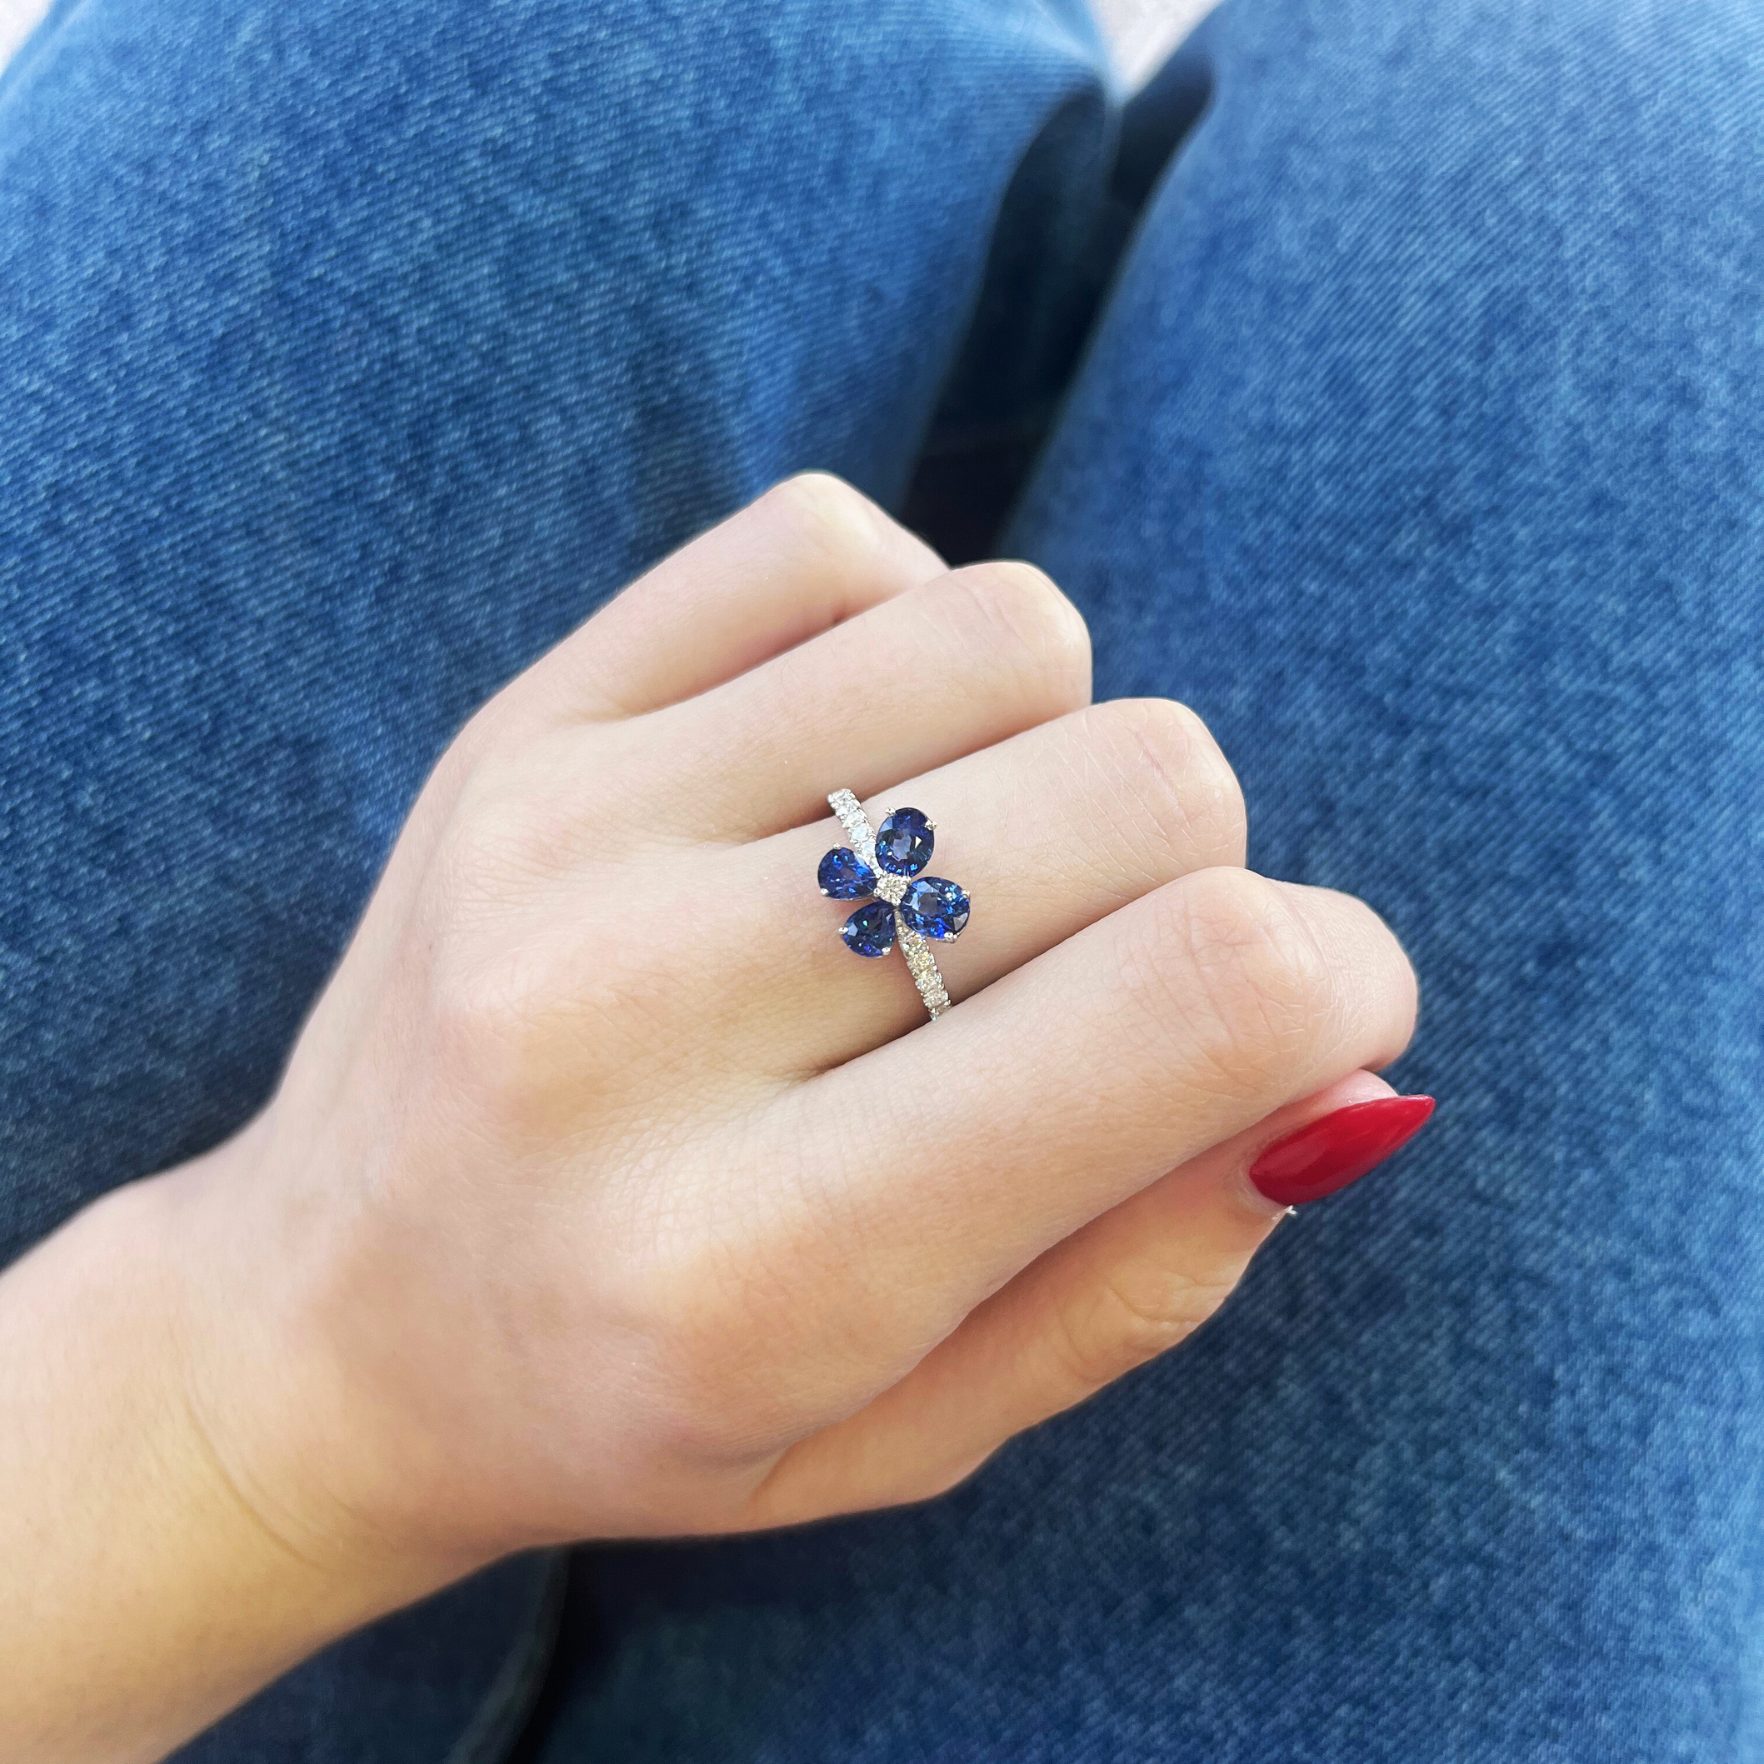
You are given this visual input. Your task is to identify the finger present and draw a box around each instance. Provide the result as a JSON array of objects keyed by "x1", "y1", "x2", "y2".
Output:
[
  {"x1": 709, "y1": 696, "x2": 1248, "y2": 1075},
  {"x1": 405, "y1": 695, "x2": 1224, "y2": 1117},
  {"x1": 750, "y1": 1072, "x2": 1405, "y2": 1520},
  {"x1": 508, "y1": 474, "x2": 946, "y2": 725},
  {"x1": 740, "y1": 870, "x2": 1416, "y2": 1414},
  {"x1": 866, "y1": 871, "x2": 1417, "y2": 1261},
  {"x1": 590, "y1": 557, "x2": 1093, "y2": 842}
]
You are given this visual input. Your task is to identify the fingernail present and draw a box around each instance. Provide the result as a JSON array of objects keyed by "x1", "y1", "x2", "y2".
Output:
[{"x1": 1248, "y1": 1095, "x2": 1435, "y2": 1207}]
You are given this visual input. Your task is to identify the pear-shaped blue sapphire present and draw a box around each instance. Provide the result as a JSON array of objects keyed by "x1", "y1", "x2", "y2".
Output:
[
  {"x1": 818, "y1": 847, "x2": 876, "y2": 899},
  {"x1": 874, "y1": 807, "x2": 933, "y2": 876},
  {"x1": 899, "y1": 876, "x2": 970, "y2": 940},
  {"x1": 841, "y1": 900, "x2": 897, "y2": 957}
]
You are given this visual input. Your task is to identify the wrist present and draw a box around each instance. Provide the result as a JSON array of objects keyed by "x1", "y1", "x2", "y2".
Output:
[
  {"x1": 153, "y1": 1122, "x2": 490, "y2": 1600},
  {"x1": 0, "y1": 1148, "x2": 467, "y2": 1762}
]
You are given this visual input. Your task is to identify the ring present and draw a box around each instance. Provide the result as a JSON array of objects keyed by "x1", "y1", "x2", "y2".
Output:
[{"x1": 818, "y1": 788, "x2": 971, "y2": 1021}]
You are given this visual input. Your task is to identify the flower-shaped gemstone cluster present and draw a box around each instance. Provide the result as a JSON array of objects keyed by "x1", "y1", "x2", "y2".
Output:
[{"x1": 817, "y1": 807, "x2": 971, "y2": 958}]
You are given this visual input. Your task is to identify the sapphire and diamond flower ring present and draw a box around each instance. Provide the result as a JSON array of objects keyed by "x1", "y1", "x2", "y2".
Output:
[{"x1": 818, "y1": 788, "x2": 970, "y2": 1021}]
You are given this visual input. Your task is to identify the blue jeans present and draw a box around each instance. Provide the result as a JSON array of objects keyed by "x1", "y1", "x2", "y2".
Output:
[{"x1": 3, "y1": 0, "x2": 1761, "y2": 1759}]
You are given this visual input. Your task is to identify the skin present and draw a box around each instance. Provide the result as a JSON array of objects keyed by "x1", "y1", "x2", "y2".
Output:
[{"x1": 0, "y1": 475, "x2": 1418, "y2": 1763}]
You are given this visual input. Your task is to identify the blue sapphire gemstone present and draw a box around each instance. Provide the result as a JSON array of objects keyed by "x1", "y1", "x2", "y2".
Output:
[
  {"x1": 818, "y1": 847, "x2": 876, "y2": 899},
  {"x1": 874, "y1": 807, "x2": 933, "y2": 876},
  {"x1": 899, "y1": 876, "x2": 970, "y2": 940},
  {"x1": 841, "y1": 900, "x2": 897, "y2": 958}
]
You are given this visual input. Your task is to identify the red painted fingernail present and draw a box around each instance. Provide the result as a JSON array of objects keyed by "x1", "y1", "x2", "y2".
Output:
[{"x1": 1247, "y1": 1095, "x2": 1435, "y2": 1207}]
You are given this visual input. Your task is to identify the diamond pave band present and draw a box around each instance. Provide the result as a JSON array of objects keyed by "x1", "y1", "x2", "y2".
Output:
[{"x1": 818, "y1": 788, "x2": 971, "y2": 1021}]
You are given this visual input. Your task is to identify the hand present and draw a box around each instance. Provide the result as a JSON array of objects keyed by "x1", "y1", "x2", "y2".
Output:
[
  {"x1": 1, "y1": 474, "x2": 1421, "y2": 1760},
  {"x1": 164, "y1": 473, "x2": 1416, "y2": 1580},
  {"x1": 171, "y1": 472, "x2": 1418, "y2": 1573}
]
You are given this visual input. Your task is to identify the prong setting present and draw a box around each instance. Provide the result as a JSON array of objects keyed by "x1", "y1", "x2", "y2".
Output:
[{"x1": 822, "y1": 790, "x2": 963, "y2": 1020}]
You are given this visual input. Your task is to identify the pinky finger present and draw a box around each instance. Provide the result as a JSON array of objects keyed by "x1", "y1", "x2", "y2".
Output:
[{"x1": 747, "y1": 1071, "x2": 1423, "y2": 1525}]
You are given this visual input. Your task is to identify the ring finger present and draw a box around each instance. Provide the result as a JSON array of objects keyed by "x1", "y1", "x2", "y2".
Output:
[{"x1": 704, "y1": 693, "x2": 1250, "y2": 1075}]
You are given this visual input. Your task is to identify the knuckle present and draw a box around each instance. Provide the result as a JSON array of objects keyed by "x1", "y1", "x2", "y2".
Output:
[
  {"x1": 424, "y1": 776, "x2": 593, "y2": 935},
  {"x1": 432, "y1": 787, "x2": 533, "y2": 901},
  {"x1": 1136, "y1": 868, "x2": 1338, "y2": 1091},
  {"x1": 943, "y1": 561, "x2": 1092, "y2": 703},
  {"x1": 418, "y1": 907, "x2": 652, "y2": 1120},
  {"x1": 1085, "y1": 699, "x2": 1247, "y2": 870},
  {"x1": 424, "y1": 944, "x2": 553, "y2": 1118},
  {"x1": 1056, "y1": 1261, "x2": 1236, "y2": 1391},
  {"x1": 401, "y1": 700, "x2": 516, "y2": 825},
  {"x1": 761, "y1": 470, "x2": 891, "y2": 558}
]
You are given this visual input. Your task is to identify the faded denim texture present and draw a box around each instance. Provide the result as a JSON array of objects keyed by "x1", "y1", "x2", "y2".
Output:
[{"x1": 2, "y1": 0, "x2": 1760, "y2": 1759}]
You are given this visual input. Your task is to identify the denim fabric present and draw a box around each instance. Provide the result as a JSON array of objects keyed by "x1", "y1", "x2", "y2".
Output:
[
  {"x1": 3, "y1": 1, "x2": 1761, "y2": 1762},
  {"x1": 0, "y1": 0, "x2": 1108, "y2": 1267}
]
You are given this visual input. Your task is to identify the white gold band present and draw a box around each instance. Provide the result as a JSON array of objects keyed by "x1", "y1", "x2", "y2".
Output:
[{"x1": 828, "y1": 789, "x2": 951, "y2": 1020}]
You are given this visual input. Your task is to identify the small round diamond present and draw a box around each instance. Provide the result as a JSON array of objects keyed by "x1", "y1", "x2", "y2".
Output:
[
  {"x1": 818, "y1": 847, "x2": 877, "y2": 899},
  {"x1": 899, "y1": 877, "x2": 969, "y2": 940},
  {"x1": 841, "y1": 901, "x2": 898, "y2": 957},
  {"x1": 874, "y1": 807, "x2": 933, "y2": 876}
]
